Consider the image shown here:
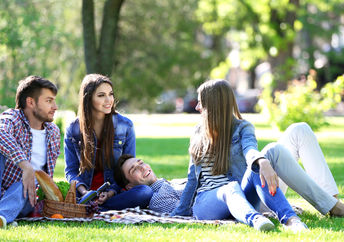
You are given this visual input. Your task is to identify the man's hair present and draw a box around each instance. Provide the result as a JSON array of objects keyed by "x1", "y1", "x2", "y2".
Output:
[
  {"x1": 15, "y1": 75, "x2": 58, "y2": 109},
  {"x1": 115, "y1": 154, "x2": 135, "y2": 188}
]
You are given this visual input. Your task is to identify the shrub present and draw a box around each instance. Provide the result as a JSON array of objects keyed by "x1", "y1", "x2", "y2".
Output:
[{"x1": 258, "y1": 72, "x2": 344, "y2": 131}]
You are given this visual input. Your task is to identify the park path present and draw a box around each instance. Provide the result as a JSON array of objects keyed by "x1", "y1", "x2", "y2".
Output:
[{"x1": 127, "y1": 113, "x2": 281, "y2": 139}]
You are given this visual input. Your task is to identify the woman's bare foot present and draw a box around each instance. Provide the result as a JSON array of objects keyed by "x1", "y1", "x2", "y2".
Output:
[{"x1": 329, "y1": 200, "x2": 344, "y2": 217}]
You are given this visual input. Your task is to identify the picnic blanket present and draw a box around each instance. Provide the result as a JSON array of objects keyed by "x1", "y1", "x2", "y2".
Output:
[{"x1": 16, "y1": 207, "x2": 236, "y2": 225}]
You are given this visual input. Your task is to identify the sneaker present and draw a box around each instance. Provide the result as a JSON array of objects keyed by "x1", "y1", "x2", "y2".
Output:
[
  {"x1": 252, "y1": 215, "x2": 275, "y2": 231},
  {"x1": 0, "y1": 215, "x2": 7, "y2": 229},
  {"x1": 284, "y1": 216, "x2": 308, "y2": 233}
]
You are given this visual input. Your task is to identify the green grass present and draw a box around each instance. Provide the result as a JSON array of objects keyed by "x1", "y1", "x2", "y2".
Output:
[{"x1": 1, "y1": 114, "x2": 344, "y2": 241}]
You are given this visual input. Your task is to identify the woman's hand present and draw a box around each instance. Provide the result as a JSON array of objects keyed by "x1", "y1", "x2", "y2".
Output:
[
  {"x1": 97, "y1": 191, "x2": 115, "y2": 205},
  {"x1": 257, "y1": 158, "x2": 279, "y2": 196},
  {"x1": 77, "y1": 185, "x2": 88, "y2": 196}
]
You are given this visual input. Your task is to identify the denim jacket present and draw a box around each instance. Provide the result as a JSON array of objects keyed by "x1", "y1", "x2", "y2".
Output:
[
  {"x1": 64, "y1": 113, "x2": 135, "y2": 195},
  {"x1": 171, "y1": 118, "x2": 264, "y2": 216}
]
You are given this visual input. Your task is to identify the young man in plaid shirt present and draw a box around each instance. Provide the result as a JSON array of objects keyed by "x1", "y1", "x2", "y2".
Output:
[{"x1": 0, "y1": 76, "x2": 60, "y2": 228}]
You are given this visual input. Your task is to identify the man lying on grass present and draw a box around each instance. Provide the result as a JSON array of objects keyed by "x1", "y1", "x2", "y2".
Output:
[{"x1": 116, "y1": 154, "x2": 183, "y2": 213}]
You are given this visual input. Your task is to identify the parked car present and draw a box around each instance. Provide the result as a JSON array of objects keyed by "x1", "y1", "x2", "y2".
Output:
[
  {"x1": 235, "y1": 89, "x2": 260, "y2": 113},
  {"x1": 155, "y1": 90, "x2": 178, "y2": 113},
  {"x1": 182, "y1": 89, "x2": 198, "y2": 113}
]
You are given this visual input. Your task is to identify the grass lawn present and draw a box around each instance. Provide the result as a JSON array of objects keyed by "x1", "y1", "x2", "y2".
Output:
[{"x1": 1, "y1": 114, "x2": 344, "y2": 241}]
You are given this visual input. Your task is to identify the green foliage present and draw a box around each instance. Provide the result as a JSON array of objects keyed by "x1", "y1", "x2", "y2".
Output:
[
  {"x1": 36, "y1": 186, "x2": 46, "y2": 201},
  {"x1": 114, "y1": 0, "x2": 217, "y2": 111},
  {"x1": 54, "y1": 116, "x2": 65, "y2": 137},
  {"x1": 196, "y1": 0, "x2": 344, "y2": 86},
  {"x1": 0, "y1": 0, "x2": 84, "y2": 110},
  {"x1": 56, "y1": 181, "x2": 71, "y2": 200},
  {"x1": 37, "y1": 181, "x2": 70, "y2": 201},
  {"x1": 0, "y1": 0, "x2": 217, "y2": 112},
  {"x1": 258, "y1": 73, "x2": 344, "y2": 131}
]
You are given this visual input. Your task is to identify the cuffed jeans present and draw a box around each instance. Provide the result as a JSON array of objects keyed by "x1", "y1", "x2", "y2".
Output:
[
  {"x1": 100, "y1": 185, "x2": 153, "y2": 211},
  {"x1": 263, "y1": 142, "x2": 338, "y2": 214},
  {"x1": 192, "y1": 177, "x2": 296, "y2": 226},
  {"x1": 0, "y1": 154, "x2": 34, "y2": 223}
]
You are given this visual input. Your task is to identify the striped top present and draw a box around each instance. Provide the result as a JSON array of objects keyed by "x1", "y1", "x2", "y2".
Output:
[{"x1": 197, "y1": 156, "x2": 230, "y2": 194}]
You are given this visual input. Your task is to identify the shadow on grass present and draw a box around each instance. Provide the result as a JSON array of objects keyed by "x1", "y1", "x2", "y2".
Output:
[
  {"x1": 17, "y1": 213, "x2": 344, "y2": 233},
  {"x1": 300, "y1": 211, "x2": 344, "y2": 231},
  {"x1": 16, "y1": 220, "x2": 232, "y2": 230}
]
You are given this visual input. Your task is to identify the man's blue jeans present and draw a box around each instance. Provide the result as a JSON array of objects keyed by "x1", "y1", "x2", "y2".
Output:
[
  {"x1": 100, "y1": 185, "x2": 153, "y2": 211},
  {"x1": 0, "y1": 154, "x2": 34, "y2": 223},
  {"x1": 192, "y1": 171, "x2": 296, "y2": 226}
]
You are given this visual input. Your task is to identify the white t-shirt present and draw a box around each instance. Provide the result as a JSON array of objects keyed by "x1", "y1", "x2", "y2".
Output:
[{"x1": 30, "y1": 127, "x2": 47, "y2": 171}]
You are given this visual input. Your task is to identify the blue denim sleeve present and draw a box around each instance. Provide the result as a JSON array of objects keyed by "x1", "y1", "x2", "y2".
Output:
[
  {"x1": 64, "y1": 123, "x2": 87, "y2": 189},
  {"x1": 240, "y1": 121, "x2": 264, "y2": 171},
  {"x1": 171, "y1": 159, "x2": 198, "y2": 216},
  {"x1": 123, "y1": 123, "x2": 136, "y2": 157}
]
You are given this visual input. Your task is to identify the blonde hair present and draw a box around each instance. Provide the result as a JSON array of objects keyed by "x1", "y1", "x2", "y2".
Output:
[{"x1": 189, "y1": 79, "x2": 242, "y2": 175}]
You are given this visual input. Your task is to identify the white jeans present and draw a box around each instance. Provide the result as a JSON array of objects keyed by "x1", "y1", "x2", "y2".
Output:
[
  {"x1": 262, "y1": 142, "x2": 337, "y2": 214},
  {"x1": 277, "y1": 122, "x2": 339, "y2": 196}
]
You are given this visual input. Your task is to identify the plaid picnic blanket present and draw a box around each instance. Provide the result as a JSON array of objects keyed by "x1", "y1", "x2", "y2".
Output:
[{"x1": 16, "y1": 207, "x2": 236, "y2": 225}]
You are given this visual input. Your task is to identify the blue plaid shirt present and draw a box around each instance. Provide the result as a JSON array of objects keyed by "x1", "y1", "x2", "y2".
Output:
[
  {"x1": 0, "y1": 109, "x2": 60, "y2": 195},
  {"x1": 149, "y1": 179, "x2": 183, "y2": 214}
]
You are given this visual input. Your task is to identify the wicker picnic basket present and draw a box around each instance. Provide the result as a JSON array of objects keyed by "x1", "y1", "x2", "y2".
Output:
[{"x1": 43, "y1": 181, "x2": 92, "y2": 218}]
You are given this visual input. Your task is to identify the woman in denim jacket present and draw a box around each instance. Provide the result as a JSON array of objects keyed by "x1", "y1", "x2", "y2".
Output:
[
  {"x1": 172, "y1": 79, "x2": 307, "y2": 232},
  {"x1": 64, "y1": 74, "x2": 153, "y2": 210}
]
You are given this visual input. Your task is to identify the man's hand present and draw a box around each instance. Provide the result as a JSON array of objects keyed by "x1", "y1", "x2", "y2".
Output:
[
  {"x1": 257, "y1": 158, "x2": 279, "y2": 196},
  {"x1": 18, "y1": 161, "x2": 36, "y2": 206},
  {"x1": 97, "y1": 191, "x2": 115, "y2": 205}
]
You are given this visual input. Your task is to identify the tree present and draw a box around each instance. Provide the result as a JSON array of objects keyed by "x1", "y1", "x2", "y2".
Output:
[
  {"x1": 0, "y1": 0, "x2": 83, "y2": 109},
  {"x1": 196, "y1": 0, "x2": 344, "y2": 89},
  {"x1": 82, "y1": 0, "x2": 124, "y2": 76},
  {"x1": 112, "y1": 0, "x2": 217, "y2": 110}
]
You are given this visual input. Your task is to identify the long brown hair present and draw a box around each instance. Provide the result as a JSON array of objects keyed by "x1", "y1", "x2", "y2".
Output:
[
  {"x1": 189, "y1": 79, "x2": 242, "y2": 175},
  {"x1": 78, "y1": 74, "x2": 118, "y2": 173}
]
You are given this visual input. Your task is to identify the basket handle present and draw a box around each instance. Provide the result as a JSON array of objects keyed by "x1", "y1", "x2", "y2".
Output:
[{"x1": 64, "y1": 180, "x2": 77, "y2": 204}]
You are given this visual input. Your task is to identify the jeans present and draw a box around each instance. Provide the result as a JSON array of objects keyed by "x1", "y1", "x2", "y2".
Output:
[
  {"x1": 263, "y1": 142, "x2": 337, "y2": 214},
  {"x1": 277, "y1": 122, "x2": 338, "y2": 196},
  {"x1": 192, "y1": 181, "x2": 260, "y2": 226},
  {"x1": 0, "y1": 154, "x2": 34, "y2": 223},
  {"x1": 192, "y1": 172, "x2": 296, "y2": 226},
  {"x1": 241, "y1": 169, "x2": 296, "y2": 224},
  {"x1": 100, "y1": 185, "x2": 153, "y2": 211}
]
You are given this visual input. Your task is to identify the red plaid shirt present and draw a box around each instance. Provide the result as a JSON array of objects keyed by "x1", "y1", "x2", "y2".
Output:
[{"x1": 0, "y1": 109, "x2": 60, "y2": 195}]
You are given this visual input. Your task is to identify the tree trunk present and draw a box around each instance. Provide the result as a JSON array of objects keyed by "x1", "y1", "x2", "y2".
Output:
[
  {"x1": 82, "y1": 0, "x2": 98, "y2": 73},
  {"x1": 99, "y1": 0, "x2": 124, "y2": 76},
  {"x1": 82, "y1": 0, "x2": 125, "y2": 76},
  {"x1": 269, "y1": 0, "x2": 300, "y2": 90}
]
